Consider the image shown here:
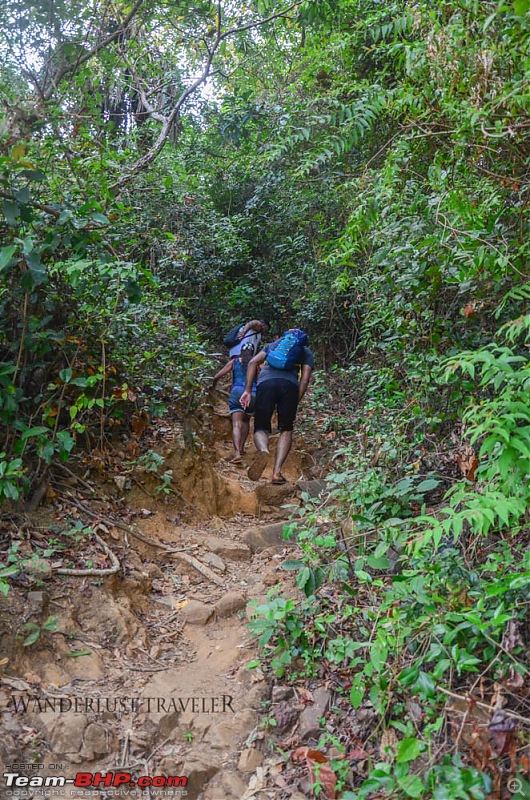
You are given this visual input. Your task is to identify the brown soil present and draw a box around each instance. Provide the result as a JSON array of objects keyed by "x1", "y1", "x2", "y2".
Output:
[{"x1": 0, "y1": 408, "x2": 324, "y2": 800}]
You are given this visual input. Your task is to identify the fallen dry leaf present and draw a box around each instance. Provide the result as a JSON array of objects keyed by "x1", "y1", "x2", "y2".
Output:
[
  {"x1": 488, "y1": 709, "x2": 516, "y2": 756},
  {"x1": 292, "y1": 747, "x2": 337, "y2": 800},
  {"x1": 502, "y1": 619, "x2": 523, "y2": 652},
  {"x1": 455, "y1": 446, "x2": 479, "y2": 480},
  {"x1": 348, "y1": 747, "x2": 369, "y2": 761},
  {"x1": 297, "y1": 687, "x2": 314, "y2": 704},
  {"x1": 132, "y1": 410, "x2": 149, "y2": 436},
  {"x1": 505, "y1": 668, "x2": 524, "y2": 690},
  {"x1": 379, "y1": 728, "x2": 398, "y2": 763}
]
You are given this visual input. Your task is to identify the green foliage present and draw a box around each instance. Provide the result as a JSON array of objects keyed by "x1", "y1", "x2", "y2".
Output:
[
  {"x1": 413, "y1": 335, "x2": 530, "y2": 551},
  {"x1": 134, "y1": 450, "x2": 175, "y2": 495},
  {"x1": 1, "y1": 0, "x2": 529, "y2": 792},
  {"x1": 20, "y1": 615, "x2": 59, "y2": 647}
]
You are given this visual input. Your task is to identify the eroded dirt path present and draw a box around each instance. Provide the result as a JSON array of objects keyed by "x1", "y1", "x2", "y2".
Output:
[{"x1": 0, "y1": 405, "x2": 323, "y2": 800}]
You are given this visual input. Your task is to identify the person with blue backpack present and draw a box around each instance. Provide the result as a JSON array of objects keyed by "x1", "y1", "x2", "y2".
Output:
[{"x1": 240, "y1": 329, "x2": 314, "y2": 484}]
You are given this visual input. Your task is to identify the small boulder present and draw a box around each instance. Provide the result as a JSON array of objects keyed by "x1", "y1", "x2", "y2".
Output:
[
  {"x1": 214, "y1": 592, "x2": 246, "y2": 618},
  {"x1": 297, "y1": 479, "x2": 329, "y2": 498},
  {"x1": 205, "y1": 536, "x2": 252, "y2": 561},
  {"x1": 181, "y1": 758, "x2": 220, "y2": 800},
  {"x1": 209, "y1": 710, "x2": 256, "y2": 749},
  {"x1": 243, "y1": 522, "x2": 297, "y2": 553},
  {"x1": 39, "y1": 711, "x2": 87, "y2": 757},
  {"x1": 203, "y1": 770, "x2": 247, "y2": 800},
  {"x1": 256, "y1": 482, "x2": 294, "y2": 506},
  {"x1": 271, "y1": 685, "x2": 295, "y2": 703},
  {"x1": 80, "y1": 722, "x2": 113, "y2": 760},
  {"x1": 299, "y1": 687, "x2": 331, "y2": 741},
  {"x1": 181, "y1": 600, "x2": 214, "y2": 626},
  {"x1": 238, "y1": 747, "x2": 263, "y2": 773},
  {"x1": 202, "y1": 552, "x2": 226, "y2": 572}
]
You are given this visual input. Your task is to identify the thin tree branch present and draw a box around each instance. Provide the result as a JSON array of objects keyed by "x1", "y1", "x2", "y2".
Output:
[
  {"x1": 40, "y1": 0, "x2": 145, "y2": 101},
  {"x1": 115, "y1": 1, "x2": 303, "y2": 189},
  {"x1": 0, "y1": 189, "x2": 61, "y2": 218},
  {"x1": 55, "y1": 531, "x2": 120, "y2": 576},
  {"x1": 220, "y1": 1, "x2": 302, "y2": 41}
]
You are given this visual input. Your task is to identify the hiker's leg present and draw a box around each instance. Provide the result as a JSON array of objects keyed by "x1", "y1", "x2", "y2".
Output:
[
  {"x1": 254, "y1": 428, "x2": 270, "y2": 454},
  {"x1": 231, "y1": 411, "x2": 246, "y2": 456},
  {"x1": 240, "y1": 414, "x2": 251, "y2": 452},
  {"x1": 272, "y1": 382, "x2": 299, "y2": 480},
  {"x1": 272, "y1": 430, "x2": 293, "y2": 479},
  {"x1": 248, "y1": 383, "x2": 274, "y2": 480},
  {"x1": 253, "y1": 382, "x2": 276, "y2": 453}
]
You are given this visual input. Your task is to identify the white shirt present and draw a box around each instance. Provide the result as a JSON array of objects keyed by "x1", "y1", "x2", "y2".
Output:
[{"x1": 229, "y1": 328, "x2": 262, "y2": 359}]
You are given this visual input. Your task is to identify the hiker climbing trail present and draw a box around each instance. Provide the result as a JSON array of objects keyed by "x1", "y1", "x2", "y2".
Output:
[{"x1": 0, "y1": 411, "x2": 324, "y2": 800}]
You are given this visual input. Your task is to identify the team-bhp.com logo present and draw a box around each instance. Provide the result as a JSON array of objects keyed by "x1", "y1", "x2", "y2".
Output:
[{"x1": 4, "y1": 772, "x2": 188, "y2": 790}]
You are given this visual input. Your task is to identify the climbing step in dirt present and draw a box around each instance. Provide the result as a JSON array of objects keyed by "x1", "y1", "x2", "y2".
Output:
[{"x1": 0, "y1": 418, "x2": 326, "y2": 800}]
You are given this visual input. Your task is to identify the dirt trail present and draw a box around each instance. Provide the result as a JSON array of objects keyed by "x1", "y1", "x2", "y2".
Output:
[{"x1": 0, "y1": 406, "x2": 324, "y2": 800}]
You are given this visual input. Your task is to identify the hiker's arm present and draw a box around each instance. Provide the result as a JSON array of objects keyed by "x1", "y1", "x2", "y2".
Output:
[
  {"x1": 240, "y1": 351, "x2": 266, "y2": 409},
  {"x1": 298, "y1": 365, "x2": 313, "y2": 401},
  {"x1": 238, "y1": 319, "x2": 266, "y2": 339},
  {"x1": 210, "y1": 360, "x2": 233, "y2": 388}
]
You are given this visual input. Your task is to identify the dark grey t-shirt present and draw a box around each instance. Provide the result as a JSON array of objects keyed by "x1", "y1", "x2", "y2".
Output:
[{"x1": 257, "y1": 345, "x2": 315, "y2": 386}]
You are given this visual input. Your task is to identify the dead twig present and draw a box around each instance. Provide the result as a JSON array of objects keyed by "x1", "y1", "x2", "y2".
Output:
[
  {"x1": 438, "y1": 686, "x2": 530, "y2": 725},
  {"x1": 123, "y1": 663, "x2": 169, "y2": 673},
  {"x1": 60, "y1": 494, "x2": 173, "y2": 550},
  {"x1": 55, "y1": 531, "x2": 120, "y2": 576},
  {"x1": 54, "y1": 462, "x2": 96, "y2": 494},
  {"x1": 169, "y1": 551, "x2": 225, "y2": 587}
]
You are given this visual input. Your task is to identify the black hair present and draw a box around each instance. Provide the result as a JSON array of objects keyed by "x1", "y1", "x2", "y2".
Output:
[{"x1": 260, "y1": 318, "x2": 270, "y2": 328}]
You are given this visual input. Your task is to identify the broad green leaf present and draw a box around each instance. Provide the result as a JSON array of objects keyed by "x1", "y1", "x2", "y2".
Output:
[
  {"x1": 3, "y1": 482, "x2": 20, "y2": 500},
  {"x1": 40, "y1": 441, "x2": 55, "y2": 463},
  {"x1": 350, "y1": 683, "x2": 364, "y2": 709},
  {"x1": 414, "y1": 671, "x2": 435, "y2": 699},
  {"x1": 367, "y1": 554, "x2": 389, "y2": 569},
  {"x1": 514, "y1": 0, "x2": 530, "y2": 15},
  {"x1": 91, "y1": 212, "x2": 109, "y2": 225},
  {"x1": 21, "y1": 426, "x2": 49, "y2": 441},
  {"x1": 23, "y1": 629, "x2": 40, "y2": 646},
  {"x1": 0, "y1": 245, "x2": 17, "y2": 271},
  {"x1": 65, "y1": 649, "x2": 91, "y2": 657},
  {"x1": 57, "y1": 431, "x2": 75, "y2": 453},
  {"x1": 281, "y1": 559, "x2": 305, "y2": 570},
  {"x1": 15, "y1": 187, "x2": 30, "y2": 204},
  {"x1": 397, "y1": 774, "x2": 424, "y2": 797},
  {"x1": 19, "y1": 169, "x2": 45, "y2": 181},
  {"x1": 25, "y1": 250, "x2": 47, "y2": 285},
  {"x1": 3, "y1": 200, "x2": 19, "y2": 225},
  {"x1": 0, "y1": 564, "x2": 19, "y2": 578},
  {"x1": 396, "y1": 737, "x2": 423, "y2": 764},
  {"x1": 416, "y1": 478, "x2": 440, "y2": 493},
  {"x1": 370, "y1": 643, "x2": 388, "y2": 671}
]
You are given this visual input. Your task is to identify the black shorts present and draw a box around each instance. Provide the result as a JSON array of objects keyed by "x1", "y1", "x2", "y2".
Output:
[{"x1": 254, "y1": 379, "x2": 299, "y2": 433}]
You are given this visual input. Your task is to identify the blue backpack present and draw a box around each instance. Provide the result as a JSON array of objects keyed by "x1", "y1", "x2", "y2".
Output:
[{"x1": 265, "y1": 329, "x2": 308, "y2": 370}]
